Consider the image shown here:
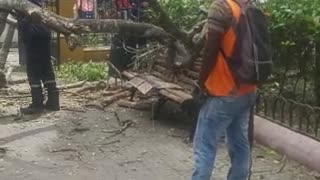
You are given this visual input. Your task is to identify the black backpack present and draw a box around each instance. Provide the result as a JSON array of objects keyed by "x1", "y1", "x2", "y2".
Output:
[{"x1": 223, "y1": 0, "x2": 273, "y2": 85}]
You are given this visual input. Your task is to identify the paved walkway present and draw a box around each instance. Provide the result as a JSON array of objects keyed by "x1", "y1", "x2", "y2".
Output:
[{"x1": 0, "y1": 50, "x2": 318, "y2": 180}]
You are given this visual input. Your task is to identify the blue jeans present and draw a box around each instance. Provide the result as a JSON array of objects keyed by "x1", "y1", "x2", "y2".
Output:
[{"x1": 192, "y1": 92, "x2": 256, "y2": 180}]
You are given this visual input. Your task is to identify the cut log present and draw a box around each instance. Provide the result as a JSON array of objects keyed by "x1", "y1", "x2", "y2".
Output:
[
  {"x1": 102, "y1": 88, "x2": 129, "y2": 96},
  {"x1": 117, "y1": 98, "x2": 157, "y2": 111},
  {"x1": 159, "y1": 89, "x2": 185, "y2": 104},
  {"x1": 122, "y1": 71, "x2": 136, "y2": 79},
  {"x1": 101, "y1": 90, "x2": 131, "y2": 107},
  {"x1": 254, "y1": 116, "x2": 320, "y2": 173},
  {"x1": 167, "y1": 89, "x2": 192, "y2": 100}
]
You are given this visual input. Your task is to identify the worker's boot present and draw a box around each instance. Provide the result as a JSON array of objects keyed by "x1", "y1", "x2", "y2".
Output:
[
  {"x1": 44, "y1": 84, "x2": 60, "y2": 111},
  {"x1": 20, "y1": 87, "x2": 44, "y2": 114}
]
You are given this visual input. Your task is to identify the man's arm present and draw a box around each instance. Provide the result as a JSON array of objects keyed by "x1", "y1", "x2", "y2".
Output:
[
  {"x1": 197, "y1": 0, "x2": 233, "y2": 90},
  {"x1": 198, "y1": 31, "x2": 223, "y2": 89},
  {"x1": 76, "y1": 0, "x2": 81, "y2": 9}
]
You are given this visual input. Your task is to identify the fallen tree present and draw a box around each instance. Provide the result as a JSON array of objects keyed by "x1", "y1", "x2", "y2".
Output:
[
  {"x1": 0, "y1": 0, "x2": 208, "y2": 88},
  {"x1": 0, "y1": 0, "x2": 206, "y2": 107},
  {"x1": 0, "y1": 0, "x2": 206, "y2": 70}
]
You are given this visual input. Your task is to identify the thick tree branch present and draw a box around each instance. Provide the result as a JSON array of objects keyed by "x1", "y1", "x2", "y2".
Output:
[
  {"x1": 0, "y1": 24, "x2": 15, "y2": 69},
  {"x1": 0, "y1": 0, "x2": 201, "y2": 71},
  {"x1": 148, "y1": 0, "x2": 189, "y2": 45},
  {"x1": 0, "y1": 11, "x2": 9, "y2": 36},
  {"x1": 6, "y1": 15, "x2": 17, "y2": 26}
]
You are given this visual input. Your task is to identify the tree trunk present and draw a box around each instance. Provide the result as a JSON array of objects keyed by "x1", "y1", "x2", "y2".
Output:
[
  {"x1": 0, "y1": 24, "x2": 16, "y2": 69},
  {"x1": 0, "y1": 69, "x2": 5, "y2": 88}
]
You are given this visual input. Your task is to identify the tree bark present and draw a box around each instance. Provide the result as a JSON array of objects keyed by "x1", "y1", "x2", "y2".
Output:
[
  {"x1": 6, "y1": 15, "x2": 17, "y2": 26},
  {"x1": 0, "y1": 24, "x2": 16, "y2": 69},
  {"x1": 0, "y1": 11, "x2": 9, "y2": 36}
]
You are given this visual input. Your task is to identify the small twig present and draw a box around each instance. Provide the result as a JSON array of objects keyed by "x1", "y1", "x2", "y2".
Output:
[
  {"x1": 117, "y1": 120, "x2": 133, "y2": 134},
  {"x1": 0, "y1": 147, "x2": 8, "y2": 157},
  {"x1": 71, "y1": 127, "x2": 90, "y2": 133},
  {"x1": 60, "y1": 89, "x2": 95, "y2": 100},
  {"x1": 102, "y1": 119, "x2": 133, "y2": 135},
  {"x1": 102, "y1": 88, "x2": 129, "y2": 96},
  {"x1": 85, "y1": 102, "x2": 104, "y2": 111},
  {"x1": 98, "y1": 139, "x2": 120, "y2": 146},
  {"x1": 277, "y1": 155, "x2": 287, "y2": 173},
  {"x1": 75, "y1": 81, "x2": 107, "y2": 93},
  {"x1": 0, "y1": 94, "x2": 31, "y2": 99},
  {"x1": 61, "y1": 106, "x2": 86, "y2": 113},
  {"x1": 102, "y1": 129, "x2": 117, "y2": 133},
  {"x1": 58, "y1": 80, "x2": 87, "y2": 90},
  {"x1": 50, "y1": 148, "x2": 77, "y2": 153},
  {"x1": 251, "y1": 169, "x2": 274, "y2": 174},
  {"x1": 114, "y1": 112, "x2": 121, "y2": 126}
]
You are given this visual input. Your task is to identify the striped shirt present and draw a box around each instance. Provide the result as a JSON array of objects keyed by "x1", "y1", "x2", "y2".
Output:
[
  {"x1": 207, "y1": 0, "x2": 233, "y2": 34},
  {"x1": 207, "y1": 0, "x2": 249, "y2": 33}
]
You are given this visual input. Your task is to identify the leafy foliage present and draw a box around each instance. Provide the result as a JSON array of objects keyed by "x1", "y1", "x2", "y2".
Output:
[
  {"x1": 262, "y1": 0, "x2": 320, "y2": 104},
  {"x1": 57, "y1": 61, "x2": 108, "y2": 82},
  {"x1": 158, "y1": 0, "x2": 209, "y2": 29}
]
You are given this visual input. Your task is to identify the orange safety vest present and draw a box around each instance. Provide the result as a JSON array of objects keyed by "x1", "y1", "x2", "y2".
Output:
[{"x1": 204, "y1": 0, "x2": 256, "y2": 97}]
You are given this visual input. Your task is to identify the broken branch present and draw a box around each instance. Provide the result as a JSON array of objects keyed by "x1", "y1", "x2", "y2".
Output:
[
  {"x1": 58, "y1": 80, "x2": 86, "y2": 90},
  {"x1": 76, "y1": 81, "x2": 107, "y2": 93}
]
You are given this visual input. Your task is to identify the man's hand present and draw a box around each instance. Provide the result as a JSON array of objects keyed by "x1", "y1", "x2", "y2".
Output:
[{"x1": 192, "y1": 80, "x2": 209, "y2": 98}]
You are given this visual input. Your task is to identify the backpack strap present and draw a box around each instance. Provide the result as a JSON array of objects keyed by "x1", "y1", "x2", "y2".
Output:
[
  {"x1": 232, "y1": 0, "x2": 251, "y2": 6},
  {"x1": 226, "y1": 0, "x2": 241, "y2": 22},
  {"x1": 222, "y1": 0, "x2": 243, "y2": 91},
  {"x1": 220, "y1": 0, "x2": 242, "y2": 60}
]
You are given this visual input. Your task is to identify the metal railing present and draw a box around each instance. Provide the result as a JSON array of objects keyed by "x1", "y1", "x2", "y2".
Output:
[{"x1": 256, "y1": 90, "x2": 320, "y2": 141}]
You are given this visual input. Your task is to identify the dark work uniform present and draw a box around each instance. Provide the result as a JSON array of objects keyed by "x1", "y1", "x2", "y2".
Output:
[
  {"x1": 129, "y1": 0, "x2": 148, "y2": 48},
  {"x1": 18, "y1": 0, "x2": 59, "y2": 113},
  {"x1": 108, "y1": 0, "x2": 148, "y2": 77}
]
